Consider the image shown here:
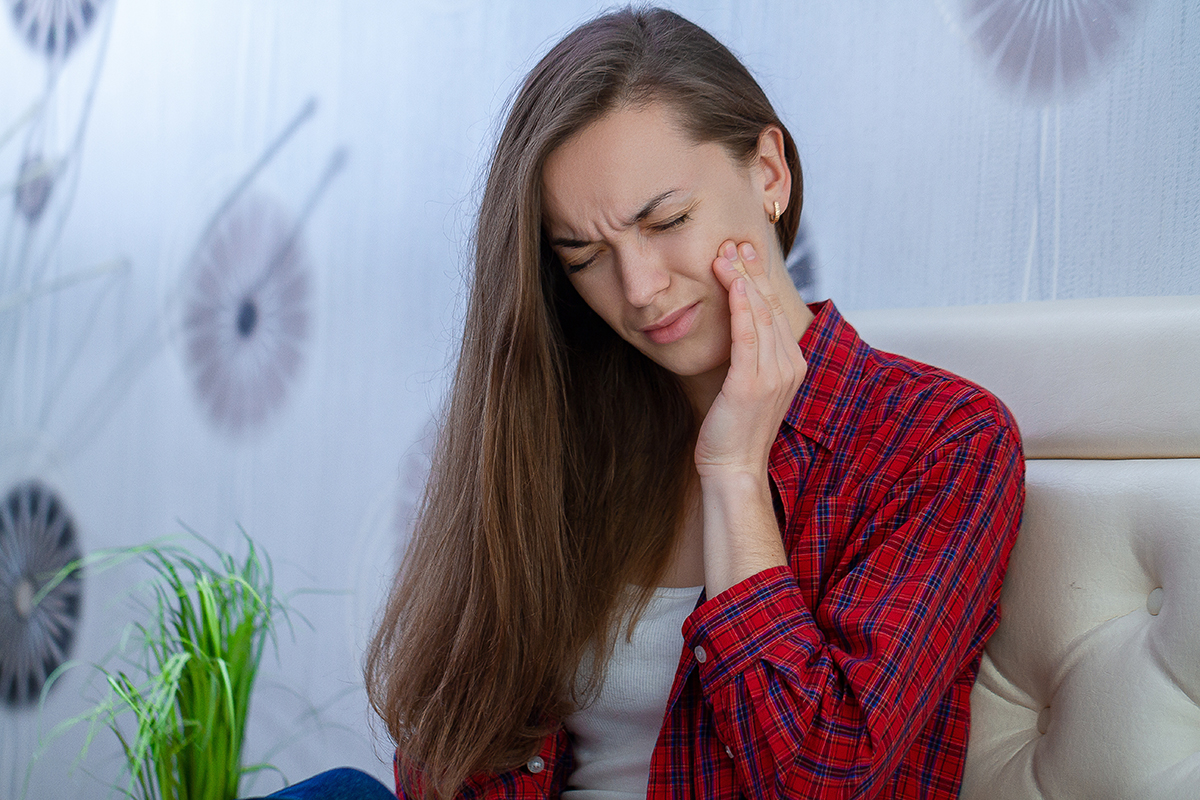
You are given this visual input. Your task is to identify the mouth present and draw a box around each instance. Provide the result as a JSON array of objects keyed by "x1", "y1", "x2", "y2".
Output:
[{"x1": 640, "y1": 302, "x2": 700, "y2": 345}]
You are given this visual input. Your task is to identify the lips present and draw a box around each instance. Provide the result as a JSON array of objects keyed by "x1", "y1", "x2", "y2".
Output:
[{"x1": 641, "y1": 302, "x2": 700, "y2": 345}]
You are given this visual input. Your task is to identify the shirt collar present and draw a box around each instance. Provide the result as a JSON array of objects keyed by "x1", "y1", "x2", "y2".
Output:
[{"x1": 783, "y1": 300, "x2": 872, "y2": 452}]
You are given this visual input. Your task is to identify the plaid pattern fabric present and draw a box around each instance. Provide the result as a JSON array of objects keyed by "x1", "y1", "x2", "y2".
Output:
[{"x1": 396, "y1": 301, "x2": 1025, "y2": 799}]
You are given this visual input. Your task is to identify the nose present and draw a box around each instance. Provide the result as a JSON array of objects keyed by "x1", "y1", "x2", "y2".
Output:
[{"x1": 615, "y1": 245, "x2": 670, "y2": 308}]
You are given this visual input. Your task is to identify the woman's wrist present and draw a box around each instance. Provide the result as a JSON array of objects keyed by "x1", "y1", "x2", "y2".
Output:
[{"x1": 699, "y1": 470, "x2": 788, "y2": 597}]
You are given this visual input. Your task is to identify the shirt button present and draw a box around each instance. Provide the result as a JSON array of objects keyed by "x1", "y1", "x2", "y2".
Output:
[
  {"x1": 526, "y1": 756, "x2": 545, "y2": 774},
  {"x1": 725, "y1": 745, "x2": 734, "y2": 759},
  {"x1": 694, "y1": 645, "x2": 707, "y2": 663}
]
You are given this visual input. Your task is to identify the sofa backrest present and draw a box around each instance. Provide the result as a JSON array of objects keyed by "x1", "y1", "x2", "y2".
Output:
[{"x1": 845, "y1": 296, "x2": 1200, "y2": 799}]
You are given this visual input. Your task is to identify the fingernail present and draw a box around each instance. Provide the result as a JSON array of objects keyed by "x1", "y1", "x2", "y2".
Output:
[
  {"x1": 723, "y1": 242, "x2": 738, "y2": 260},
  {"x1": 741, "y1": 243, "x2": 757, "y2": 261},
  {"x1": 735, "y1": 277, "x2": 747, "y2": 294},
  {"x1": 717, "y1": 256, "x2": 736, "y2": 271}
]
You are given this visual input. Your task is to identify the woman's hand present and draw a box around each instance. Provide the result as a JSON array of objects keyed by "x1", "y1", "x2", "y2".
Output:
[
  {"x1": 695, "y1": 240, "x2": 807, "y2": 596},
  {"x1": 696, "y1": 240, "x2": 806, "y2": 477}
]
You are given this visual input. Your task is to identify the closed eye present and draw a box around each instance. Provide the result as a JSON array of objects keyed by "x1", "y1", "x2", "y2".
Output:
[
  {"x1": 565, "y1": 255, "x2": 596, "y2": 274},
  {"x1": 562, "y1": 247, "x2": 603, "y2": 274},
  {"x1": 650, "y1": 213, "x2": 690, "y2": 232}
]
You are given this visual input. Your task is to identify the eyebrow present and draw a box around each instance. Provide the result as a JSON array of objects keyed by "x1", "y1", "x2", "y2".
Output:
[{"x1": 549, "y1": 189, "x2": 678, "y2": 249}]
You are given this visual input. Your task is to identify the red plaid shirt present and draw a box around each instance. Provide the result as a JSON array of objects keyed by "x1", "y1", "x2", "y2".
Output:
[{"x1": 396, "y1": 300, "x2": 1024, "y2": 799}]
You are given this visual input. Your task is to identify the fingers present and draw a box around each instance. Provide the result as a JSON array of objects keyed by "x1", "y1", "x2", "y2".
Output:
[
  {"x1": 714, "y1": 240, "x2": 793, "y2": 342},
  {"x1": 726, "y1": 267, "x2": 791, "y2": 382},
  {"x1": 744, "y1": 272, "x2": 794, "y2": 382},
  {"x1": 712, "y1": 240, "x2": 748, "y2": 290},
  {"x1": 726, "y1": 271, "x2": 758, "y2": 374},
  {"x1": 713, "y1": 241, "x2": 790, "y2": 322}
]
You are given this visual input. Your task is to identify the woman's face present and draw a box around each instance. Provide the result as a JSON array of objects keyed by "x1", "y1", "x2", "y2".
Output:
[{"x1": 541, "y1": 102, "x2": 789, "y2": 386}]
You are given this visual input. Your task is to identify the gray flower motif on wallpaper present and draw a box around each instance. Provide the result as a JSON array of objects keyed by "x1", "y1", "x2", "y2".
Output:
[
  {"x1": 182, "y1": 193, "x2": 311, "y2": 436},
  {"x1": 6, "y1": 0, "x2": 104, "y2": 60},
  {"x1": 14, "y1": 155, "x2": 54, "y2": 224},
  {"x1": 945, "y1": 0, "x2": 1146, "y2": 101},
  {"x1": 0, "y1": 479, "x2": 82, "y2": 708}
]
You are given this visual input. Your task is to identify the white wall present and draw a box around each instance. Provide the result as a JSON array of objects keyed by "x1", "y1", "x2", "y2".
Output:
[{"x1": 1, "y1": 1, "x2": 1196, "y2": 796}]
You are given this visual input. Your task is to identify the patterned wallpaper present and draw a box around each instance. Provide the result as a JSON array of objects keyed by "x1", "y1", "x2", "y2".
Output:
[{"x1": 1, "y1": 0, "x2": 1196, "y2": 796}]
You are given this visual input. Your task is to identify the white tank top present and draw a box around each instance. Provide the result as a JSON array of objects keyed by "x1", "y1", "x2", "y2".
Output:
[{"x1": 562, "y1": 585, "x2": 704, "y2": 798}]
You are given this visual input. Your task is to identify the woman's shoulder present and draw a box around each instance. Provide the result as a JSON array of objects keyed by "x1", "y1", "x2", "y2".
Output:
[{"x1": 854, "y1": 344, "x2": 1022, "y2": 455}]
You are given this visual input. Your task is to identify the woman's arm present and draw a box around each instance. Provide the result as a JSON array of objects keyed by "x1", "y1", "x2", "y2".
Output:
[
  {"x1": 685, "y1": 418, "x2": 1023, "y2": 797},
  {"x1": 691, "y1": 242, "x2": 1024, "y2": 796},
  {"x1": 696, "y1": 240, "x2": 805, "y2": 596}
]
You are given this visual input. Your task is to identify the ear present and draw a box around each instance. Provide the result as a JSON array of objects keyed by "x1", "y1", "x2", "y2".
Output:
[{"x1": 754, "y1": 125, "x2": 791, "y2": 216}]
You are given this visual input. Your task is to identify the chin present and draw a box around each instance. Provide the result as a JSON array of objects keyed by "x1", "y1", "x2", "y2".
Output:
[{"x1": 646, "y1": 347, "x2": 731, "y2": 380}]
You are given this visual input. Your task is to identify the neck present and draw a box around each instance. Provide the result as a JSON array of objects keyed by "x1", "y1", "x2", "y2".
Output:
[{"x1": 681, "y1": 362, "x2": 730, "y2": 419}]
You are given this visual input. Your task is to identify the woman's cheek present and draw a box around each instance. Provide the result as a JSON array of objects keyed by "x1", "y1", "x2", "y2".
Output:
[{"x1": 680, "y1": 231, "x2": 723, "y2": 282}]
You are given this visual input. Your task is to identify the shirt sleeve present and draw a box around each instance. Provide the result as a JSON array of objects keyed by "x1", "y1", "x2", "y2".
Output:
[
  {"x1": 681, "y1": 405, "x2": 1024, "y2": 798},
  {"x1": 394, "y1": 728, "x2": 571, "y2": 799}
]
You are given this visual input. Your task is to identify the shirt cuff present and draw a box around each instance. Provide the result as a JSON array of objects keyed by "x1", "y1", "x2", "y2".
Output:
[
  {"x1": 395, "y1": 728, "x2": 567, "y2": 798},
  {"x1": 682, "y1": 565, "x2": 820, "y2": 693},
  {"x1": 496, "y1": 728, "x2": 568, "y2": 795}
]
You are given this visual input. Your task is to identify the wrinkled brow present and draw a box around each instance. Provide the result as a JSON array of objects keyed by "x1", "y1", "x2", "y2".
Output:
[{"x1": 549, "y1": 189, "x2": 678, "y2": 248}]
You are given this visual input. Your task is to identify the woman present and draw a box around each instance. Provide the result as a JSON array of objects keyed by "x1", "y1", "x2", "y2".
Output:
[{"x1": 365, "y1": 7, "x2": 1024, "y2": 800}]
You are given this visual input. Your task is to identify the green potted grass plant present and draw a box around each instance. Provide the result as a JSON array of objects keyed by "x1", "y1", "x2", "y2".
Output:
[{"x1": 40, "y1": 530, "x2": 293, "y2": 800}]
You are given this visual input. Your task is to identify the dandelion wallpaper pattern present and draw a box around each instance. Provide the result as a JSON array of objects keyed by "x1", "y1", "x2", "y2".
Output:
[
  {"x1": 6, "y1": 0, "x2": 104, "y2": 61},
  {"x1": 944, "y1": 0, "x2": 1146, "y2": 101},
  {"x1": 0, "y1": 480, "x2": 82, "y2": 709},
  {"x1": 182, "y1": 193, "x2": 311, "y2": 436},
  {"x1": 0, "y1": 0, "x2": 1196, "y2": 797}
]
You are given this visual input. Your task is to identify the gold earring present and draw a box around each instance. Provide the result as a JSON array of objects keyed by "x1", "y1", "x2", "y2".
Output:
[{"x1": 768, "y1": 201, "x2": 781, "y2": 225}]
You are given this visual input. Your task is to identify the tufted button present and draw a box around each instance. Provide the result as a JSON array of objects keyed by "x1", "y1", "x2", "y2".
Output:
[
  {"x1": 1036, "y1": 706, "x2": 1051, "y2": 735},
  {"x1": 526, "y1": 756, "x2": 544, "y2": 774},
  {"x1": 1147, "y1": 587, "x2": 1164, "y2": 616},
  {"x1": 694, "y1": 645, "x2": 707, "y2": 663}
]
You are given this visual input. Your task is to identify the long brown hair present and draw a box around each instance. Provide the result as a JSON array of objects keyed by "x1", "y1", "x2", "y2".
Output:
[{"x1": 364, "y1": 7, "x2": 803, "y2": 797}]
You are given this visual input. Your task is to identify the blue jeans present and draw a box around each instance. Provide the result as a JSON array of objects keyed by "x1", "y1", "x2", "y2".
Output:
[{"x1": 245, "y1": 767, "x2": 396, "y2": 799}]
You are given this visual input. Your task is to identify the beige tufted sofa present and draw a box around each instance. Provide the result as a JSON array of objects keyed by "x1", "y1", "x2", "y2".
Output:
[{"x1": 845, "y1": 296, "x2": 1200, "y2": 799}]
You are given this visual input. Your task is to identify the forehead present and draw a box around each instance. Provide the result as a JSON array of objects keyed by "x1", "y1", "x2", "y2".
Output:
[{"x1": 541, "y1": 103, "x2": 735, "y2": 231}]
